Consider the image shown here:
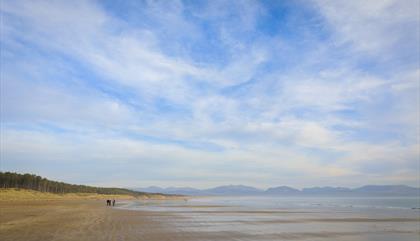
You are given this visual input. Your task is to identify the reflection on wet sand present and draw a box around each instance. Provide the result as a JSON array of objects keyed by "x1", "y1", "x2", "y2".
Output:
[
  {"x1": 119, "y1": 196, "x2": 420, "y2": 241},
  {"x1": 1, "y1": 197, "x2": 419, "y2": 241}
]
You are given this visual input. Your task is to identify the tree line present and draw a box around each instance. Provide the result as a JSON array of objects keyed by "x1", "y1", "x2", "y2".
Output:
[{"x1": 0, "y1": 172, "x2": 147, "y2": 196}]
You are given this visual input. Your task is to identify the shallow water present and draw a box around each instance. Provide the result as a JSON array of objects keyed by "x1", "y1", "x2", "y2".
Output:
[{"x1": 118, "y1": 196, "x2": 420, "y2": 241}]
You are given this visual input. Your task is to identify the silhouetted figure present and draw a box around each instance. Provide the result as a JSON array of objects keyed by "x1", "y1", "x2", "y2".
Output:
[
  {"x1": 106, "y1": 200, "x2": 111, "y2": 206},
  {"x1": 112, "y1": 199, "x2": 115, "y2": 206}
]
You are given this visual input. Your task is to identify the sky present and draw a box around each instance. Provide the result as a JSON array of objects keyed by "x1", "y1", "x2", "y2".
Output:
[{"x1": 0, "y1": 0, "x2": 419, "y2": 189}]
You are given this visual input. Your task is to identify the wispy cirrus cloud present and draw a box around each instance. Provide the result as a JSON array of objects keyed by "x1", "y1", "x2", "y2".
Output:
[{"x1": 1, "y1": 0, "x2": 418, "y2": 188}]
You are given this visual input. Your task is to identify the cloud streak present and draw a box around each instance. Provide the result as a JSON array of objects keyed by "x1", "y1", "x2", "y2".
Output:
[{"x1": 1, "y1": 0, "x2": 418, "y2": 188}]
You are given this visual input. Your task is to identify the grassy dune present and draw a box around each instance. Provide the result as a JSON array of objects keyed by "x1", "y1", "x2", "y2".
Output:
[
  {"x1": 0, "y1": 188, "x2": 178, "y2": 201},
  {"x1": 0, "y1": 188, "x2": 136, "y2": 201}
]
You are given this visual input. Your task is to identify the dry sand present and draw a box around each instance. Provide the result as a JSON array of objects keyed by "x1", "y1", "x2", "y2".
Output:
[
  {"x1": 0, "y1": 200, "x2": 181, "y2": 241},
  {"x1": 0, "y1": 200, "x2": 245, "y2": 241}
]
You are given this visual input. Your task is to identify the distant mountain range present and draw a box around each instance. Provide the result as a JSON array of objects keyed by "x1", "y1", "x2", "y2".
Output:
[{"x1": 134, "y1": 184, "x2": 420, "y2": 196}]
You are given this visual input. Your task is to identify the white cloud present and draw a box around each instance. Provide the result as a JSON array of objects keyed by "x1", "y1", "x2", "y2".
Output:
[
  {"x1": 277, "y1": 69, "x2": 387, "y2": 112},
  {"x1": 1, "y1": 0, "x2": 418, "y2": 187},
  {"x1": 1, "y1": 76, "x2": 135, "y2": 127},
  {"x1": 315, "y1": 0, "x2": 419, "y2": 56}
]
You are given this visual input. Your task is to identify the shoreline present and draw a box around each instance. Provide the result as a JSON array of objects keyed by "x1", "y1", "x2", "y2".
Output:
[{"x1": 1, "y1": 198, "x2": 419, "y2": 241}]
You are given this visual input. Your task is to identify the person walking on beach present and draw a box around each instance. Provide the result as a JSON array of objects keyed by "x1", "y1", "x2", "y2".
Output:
[
  {"x1": 106, "y1": 200, "x2": 111, "y2": 206},
  {"x1": 112, "y1": 199, "x2": 115, "y2": 206}
]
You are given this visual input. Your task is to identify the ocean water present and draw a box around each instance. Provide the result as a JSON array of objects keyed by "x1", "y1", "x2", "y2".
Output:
[{"x1": 118, "y1": 196, "x2": 420, "y2": 241}]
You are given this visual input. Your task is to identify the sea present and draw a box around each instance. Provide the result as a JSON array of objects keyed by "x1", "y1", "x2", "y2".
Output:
[{"x1": 117, "y1": 196, "x2": 420, "y2": 241}]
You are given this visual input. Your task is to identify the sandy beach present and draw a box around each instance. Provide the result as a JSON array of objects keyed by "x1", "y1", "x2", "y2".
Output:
[
  {"x1": 1, "y1": 197, "x2": 419, "y2": 241},
  {"x1": 0, "y1": 201, "x2": 255, "y2": 241},
  {"x1": 1, "y1": 0, "x2": 419, "y2": 240},
  {"x1": 0, "y1": 200, "x2": 181, "y2": 241}
]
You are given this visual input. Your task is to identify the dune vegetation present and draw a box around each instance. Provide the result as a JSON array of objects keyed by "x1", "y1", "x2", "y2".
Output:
[
  {"x1": 0, "y1": 172, "x2": 181, "y2": 201},
  {"x1": 0, "y1": 188, "x2": 136, "y2": 201}
]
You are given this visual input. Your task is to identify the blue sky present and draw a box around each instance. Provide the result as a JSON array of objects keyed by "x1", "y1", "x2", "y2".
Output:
[{"x1": 1, "y1": 0, "x2": 419, "y2": 188}]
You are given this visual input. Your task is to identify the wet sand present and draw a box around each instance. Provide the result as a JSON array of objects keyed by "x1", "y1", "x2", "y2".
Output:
[{"x1": 1, "y1": 200, "x2": 419, "y2": 241}]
